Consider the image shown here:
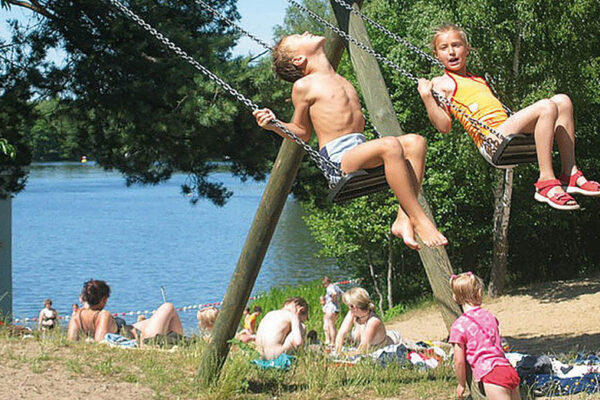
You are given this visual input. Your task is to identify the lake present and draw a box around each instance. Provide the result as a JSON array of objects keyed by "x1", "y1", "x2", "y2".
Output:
[{"x1": 11, "y1": 162, "x2": 338, "y2": 331}]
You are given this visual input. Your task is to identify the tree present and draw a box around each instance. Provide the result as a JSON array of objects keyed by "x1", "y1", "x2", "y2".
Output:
[
  {"x1": 288, "y1": 0, "x2": 600, "y2": 306},
  {"x1": 0, "y1": 0, "x2": 281, "y2": 204}
]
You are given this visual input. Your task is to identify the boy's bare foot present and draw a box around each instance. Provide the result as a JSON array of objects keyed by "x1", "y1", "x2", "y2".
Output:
[
  {"x1": 412, "y1": 217, "x2": 448, "y2": 247},
  {"x1": 391, "y1": 210, "x2": 420, "y2": 250}
]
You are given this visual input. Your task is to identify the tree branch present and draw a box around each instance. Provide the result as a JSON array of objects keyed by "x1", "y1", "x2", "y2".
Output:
[{"x1": 5, "y1": 0, "x2": 53, "y2": 19}]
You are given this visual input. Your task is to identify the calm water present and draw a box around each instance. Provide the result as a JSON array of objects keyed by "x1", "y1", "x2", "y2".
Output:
[{"x1": 12, "y1": 162, "x2": 337, "y2": 331}]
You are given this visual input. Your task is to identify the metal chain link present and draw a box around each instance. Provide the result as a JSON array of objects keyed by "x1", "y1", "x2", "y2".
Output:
[
  {"x1": 193, "y1": 0, "x2": 273, "y2": 51},
  {"x1": 329, "y1": 0, "x2": 517, "y2": 152},
  {"x1": 332, "y1": 0, "x2": 514, "y2": 118},
  {"x1": 194, "y1": 0, "x2": 385, "y2": 144},
  {"x1": 287, "y1": 0, "x2": 504, "y2": 153},
  {"x1": 330, "y1": 0, "x2": 444, "y2": 69},
  {"x1": 107, "y1": 0, "x2": 344, "y2": 183}
]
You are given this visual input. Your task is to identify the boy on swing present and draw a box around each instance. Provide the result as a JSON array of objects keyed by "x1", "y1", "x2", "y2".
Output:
[{"x1": 253, "y1": 32, "x2": 447, "y2": 249}]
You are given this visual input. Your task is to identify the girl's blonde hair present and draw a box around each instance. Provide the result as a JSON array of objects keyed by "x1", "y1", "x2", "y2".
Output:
[
  {"x1": 431, "y1": 23, "x2": 471, "y2": 53},
  {"x1": 197, "y1": 306, "x2": 219, "y2": 330},
  {"x1": 450, "y1": 272, "x2": 483, "y2": 306},
  {"x1": 342, "y1": 287, "x2": 375, "y2": 311}
]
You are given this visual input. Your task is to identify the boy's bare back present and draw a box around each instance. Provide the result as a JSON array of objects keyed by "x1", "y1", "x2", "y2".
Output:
[
  {"x1": 255, "y1": 309, "x2": 293, "y2": 359},
  {"x1": 292, "y1": 71, "x2": 365, "y2": 148}
]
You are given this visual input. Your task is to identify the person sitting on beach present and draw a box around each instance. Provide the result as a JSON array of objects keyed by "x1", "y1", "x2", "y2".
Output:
[
  {"x1": 255, "y1": 297, "x2": 309, "y2": 360},
  {"x1": 335, "y1": 287, "x2": 402, "y2": 355},
  {"x1": 197, "y1": 306, "x2": 219, "y2": 341},
  {"x1": 67, "y1": 279, "x2": 184, "y2": 344},
  {"x1": 236, "y1": 305, "x2": 262, "y2": 343},
  {"x1": 38, "y1": 298, "x2": 58, "y2": 331},
  {"x1": 71, "y1": 303, "x2": 79, "y2": 316},
  {"x1": 253, "y1": 31, "x2": 447, "y2": 250}
]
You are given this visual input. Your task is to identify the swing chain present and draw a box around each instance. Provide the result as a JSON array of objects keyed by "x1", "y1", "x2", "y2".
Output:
[
  {"x1": 194, "y1": 0, "x2": 273, "y2": 52},
  {"x1": 329, "y1": 0, "x2": 444, "y2": 69},
  {"x1": 287, "y1": 0, "x2": 502, "y2": 153},
  {"x1": 107, "y1": 0, "x2": 344, "y2": 184}
]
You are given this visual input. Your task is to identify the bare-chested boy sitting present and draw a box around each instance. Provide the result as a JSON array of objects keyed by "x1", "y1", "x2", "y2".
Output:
[
  {"x1": 255, "y1": 297, "x2": 309, "y2": 360},
  {"x1": 253, "y1": 32, "x2": 447, "y2": 249}
]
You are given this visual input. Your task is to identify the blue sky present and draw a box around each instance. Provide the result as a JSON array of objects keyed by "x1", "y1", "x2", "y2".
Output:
[{"x1": 0, "y1": 0, "x2": 288, "y2": 60}]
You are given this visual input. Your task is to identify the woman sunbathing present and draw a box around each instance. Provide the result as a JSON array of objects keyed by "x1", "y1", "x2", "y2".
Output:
[
  {"x1": 67, "y1": 279, "x2": 184, "y2": 344},
  {"x1": 334, "y1": 287, "x2": 402, "y2": 355}
]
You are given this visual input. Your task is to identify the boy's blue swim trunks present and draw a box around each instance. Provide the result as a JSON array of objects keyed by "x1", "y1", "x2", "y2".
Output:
[{"x1": 318, "y1": 133, "x2": 366, "y2": 183}]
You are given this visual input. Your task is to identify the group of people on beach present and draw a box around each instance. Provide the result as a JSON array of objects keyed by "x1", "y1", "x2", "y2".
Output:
[{"x1": 244, "y1": 273, "x2": 519, "y2": 400}]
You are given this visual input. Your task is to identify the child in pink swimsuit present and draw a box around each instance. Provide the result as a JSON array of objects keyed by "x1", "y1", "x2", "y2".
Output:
[{"x1": 449, "y1": 272, "x2": 520, "y2": 400}]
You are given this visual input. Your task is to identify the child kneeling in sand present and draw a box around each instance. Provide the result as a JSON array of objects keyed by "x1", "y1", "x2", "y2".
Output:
[
  {"x1": 449, "y1": 272, "x2": 520, "y2": 400},
  {"x1": 253, "y1": 32, "x2": 447, "y2": 250},
  {"x1": 255, "y1": 297, "x2": 309, "y2": 360}
]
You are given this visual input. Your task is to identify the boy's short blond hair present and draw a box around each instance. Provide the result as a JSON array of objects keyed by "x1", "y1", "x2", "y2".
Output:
[
  {"x1": 272, "y1": 36, "x2": 304, "y2": 83},
  {"x1": 450, "y1": 272, "x2": 483, "y2": 306},
  {"x1": 197, "y1": 306, "x2": 219, "y2": 330},
  {"x1": 342, "y1": 287, "x2": 375, "y2": 311},
  {"x1": 431, "y1": 23, "x2": 471, "y2": 52}
]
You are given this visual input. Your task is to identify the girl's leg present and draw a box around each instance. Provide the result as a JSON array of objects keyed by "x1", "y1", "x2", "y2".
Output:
[
  {"x1": 511, "y1": 387, "x2": 522, "y2": 400},
  {"x1": 327, "y1": 312, "x2": 338, "y2": 345},
  {"x1": 550, "y1": 94, "x2": 576, "y2": 175},
  {"x1": 132, "y1": 302, "x2": 184, "y2": 341},
  {"x1": 482, "y1": 383, "x2": 513, "y2": 400},
  {"x1": 322, "y1": 316, "x2": 330, "y2": 344},
  {"x1": 497, "y1": 99, "x2": 558, "y2": 182},
  {"x1": 342, "y1": 136, "x2": 446, "y2": 248},
  {"x1": 551, "y1": 94, "x2": 599, "y2": 194},
  {"x1": 497, "y1": 99, "x2": 577, "y2": 205}
]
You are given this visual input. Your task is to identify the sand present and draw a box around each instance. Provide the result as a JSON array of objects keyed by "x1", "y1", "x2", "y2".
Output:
[{"x1": 387, "y1": 277, "x2": 600, "y2": 355}]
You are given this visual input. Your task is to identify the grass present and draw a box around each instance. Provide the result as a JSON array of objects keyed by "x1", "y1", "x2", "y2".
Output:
[
  {"x1": 0, "y1": 331, "x2": 457, "y2": 399},
  {"x1": 2, "y1": 282, "x2": 600, "y2": 399}
]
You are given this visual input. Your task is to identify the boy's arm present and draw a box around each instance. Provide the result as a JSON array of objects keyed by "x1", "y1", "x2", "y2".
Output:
[
  {"x1": 286, "y1": 311, "x2": 304, "y2": 349},
  {"x1": 253, "y1": 80, "x2": 313, "y2": 142},
  {"x1": 417, "y1": 78, "x2": 453, "y2": 134}
]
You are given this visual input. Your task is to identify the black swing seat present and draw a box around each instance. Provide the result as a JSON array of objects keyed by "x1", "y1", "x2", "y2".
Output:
[
  {"x1": 491, "y1": 134, "x2": 537, "y2": 167},
  {"x1": 327, "y1": 166, "x2": 389, "y2": 203}
]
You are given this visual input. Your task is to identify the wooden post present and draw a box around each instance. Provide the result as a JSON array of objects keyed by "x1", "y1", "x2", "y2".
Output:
[
  {"x1": 197, "y1": 27, "x2": 349, "y2": 386},
  {"x1": 0, "y1": 195, "x2": 12, "y2": 321},
  {"x1": 330, "y1": 2, "x2": 483, "y2": 398},
  {"x1": 329, "y1": 0, "x2": 460, "y2": 332}
]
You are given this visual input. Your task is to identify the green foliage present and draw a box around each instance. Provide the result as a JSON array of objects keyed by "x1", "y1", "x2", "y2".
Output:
[
  {"x1": 1, "y1": 0, "x2": 282, "y2": 204},
  {"x1": 276, "y1": 0, "x2": 600, "y2": 308},
  {"x1": 273, "y1": 0, "x2": 334, "y2": 41},
  {"x1": 0, "y1": 138, "x2": 15, "y2": 158}
]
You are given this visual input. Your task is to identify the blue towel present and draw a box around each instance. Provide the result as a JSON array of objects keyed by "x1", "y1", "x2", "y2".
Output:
[
  {"x1": 102, "y1": 333, "x2": 138, "y2": 348},
  {"x1": 524, "y1": 373, "x2": 600, "y2": 396},
  {"x1": 251, "y1": 353, "x2": 296, "y2": 370}
]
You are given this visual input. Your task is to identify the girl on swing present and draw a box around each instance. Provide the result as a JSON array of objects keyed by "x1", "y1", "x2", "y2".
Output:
[{"x1": 418, "y1": 24, "x2": 599, "y2": 211}]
